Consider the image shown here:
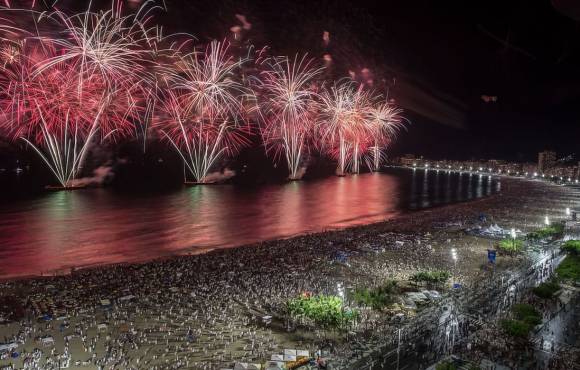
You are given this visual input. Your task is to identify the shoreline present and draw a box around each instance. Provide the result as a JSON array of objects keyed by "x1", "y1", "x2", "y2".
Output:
[{"x1": 0, "y1": 174, "x2": 502, "y2": 282}]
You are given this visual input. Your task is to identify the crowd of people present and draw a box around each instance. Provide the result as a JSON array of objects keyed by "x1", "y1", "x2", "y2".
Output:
[{"x1": 0, "y1": 179, "x2": 577, "y2": 369}]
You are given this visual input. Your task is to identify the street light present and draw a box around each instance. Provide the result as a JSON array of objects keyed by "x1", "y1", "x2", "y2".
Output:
[
  {"x1": 566, "y1": 207, "x2": 571, "y2": 216},
  {"x1": 545, "y1": 216, "x2": 550, "y2": 226},
  {"x1": 451, "y1": 248, "x2": 458, "y2": 285},
  {"x1": 396, "y1": 328, "x2": 402, "y2": 370},
  {"x1": 511, "y1": 228, "x2": 516, "y2": 249}
]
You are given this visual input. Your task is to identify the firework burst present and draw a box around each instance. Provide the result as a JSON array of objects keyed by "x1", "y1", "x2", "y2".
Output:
[
  {"x1": 317, "y1": 80, "x2": 373, "y2": 175},
  {"x1": 255, "y1": 55, "x2": 322, "y2": 180},
  {"x1": 0, "y1": 1, "x2": 164, "y2": 187},
  {"x1": 364, "y1": 100, "x2": 405, "y2": 171},
  {"x1": 0, "y1": 43, "x2": 138, "y2": 187},
  {"x1": 157, "y1": 40, "x2": 253, "y2": 183}
]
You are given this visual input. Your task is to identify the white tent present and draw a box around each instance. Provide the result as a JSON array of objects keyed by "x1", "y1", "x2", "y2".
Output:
[
  {"x1": 233, "y1": 363, "x2": 261, "y2": 370},
  {"x1": 118, "y1": 295, "x2": 135, "y2": 302},
  {"x1": 0, "y1": 343, "x2": 17, "y2": 352},
  {"x1": 296, "y1": 350, "x2": 309, "y2": 358},
  {"x1": 284, "y1": 348, "x2": 297, "y2": 362},
  {"x1": 40, "y1": 336, "x2": 54, "y2": 346}
]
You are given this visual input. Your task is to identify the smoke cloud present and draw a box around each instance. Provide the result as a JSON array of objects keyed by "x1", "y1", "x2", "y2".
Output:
[
  {"x1": 69, "y1": 165, "x2": 114, "y2": 187},
  {"x1": 292, "y1": 166, "x2": 307, "y2": 180},
  {"x1": 203, "y1": 168, "x2": 236, "y2": 183}
]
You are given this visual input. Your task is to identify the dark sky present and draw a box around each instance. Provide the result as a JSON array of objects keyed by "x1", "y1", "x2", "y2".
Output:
[
  {"x1": 3, "y1": 0, "x2": 580, "y2": 171},
  {"x1": 161, "y1": 0, "x2": 580, "y2": 161}
]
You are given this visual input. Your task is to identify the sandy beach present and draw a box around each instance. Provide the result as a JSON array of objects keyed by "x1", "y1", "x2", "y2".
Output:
[{"x1": 0, "y1": 176, "x2": 578, "y2": 369}]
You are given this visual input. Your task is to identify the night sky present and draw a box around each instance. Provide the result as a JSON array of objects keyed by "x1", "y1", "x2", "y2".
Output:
[
  {"x1": 2, "y1": 0, "x2": 580, "y2": 190},
  {"x1": 160, "y1": 0, "x2": 580, "y2": 161}
]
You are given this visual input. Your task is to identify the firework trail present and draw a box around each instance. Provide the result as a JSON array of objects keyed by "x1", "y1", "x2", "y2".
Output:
[
  {"x1": 0, "y1": 1, "x2": 152, "y2": 187},
  {"x1": 35, "y1": 1, "x2": 153, "y2": 83},
  {"x1": 41, "y1": 0, "x2": 163, "y2": 143},
  {"x1": 157, "y1": 40, "x2": 253, "y2": 183},
  {"x1": 0, "y1": 45, "x2": 112, "y2": 187},
  {"x1": 317, "y1": 80, "x2": 373, "y2": 175},
  {"x1": 255, "y1": 55, "x2": 323, "y2": 180},
  {"x1": 365, "y1": 100, "x2": 405, "y2": 171}
]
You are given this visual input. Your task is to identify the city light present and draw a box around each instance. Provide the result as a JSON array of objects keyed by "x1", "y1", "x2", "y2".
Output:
[
  {"x1": 566, "y1": 207, "x2": 570, "y2": 216},
  {"x1": 545, "y1": 216, "x2": 550, "y2": 226}
]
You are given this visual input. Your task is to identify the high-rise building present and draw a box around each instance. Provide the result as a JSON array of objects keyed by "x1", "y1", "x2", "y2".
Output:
[{"x1": 538, "y1": 151, "x2": 556, "y2": 174}]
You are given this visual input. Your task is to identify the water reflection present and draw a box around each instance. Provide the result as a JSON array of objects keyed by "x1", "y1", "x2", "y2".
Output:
[
  {"x1": 407, "y1": 170, "x2": 498, "y2": 211},
  {"x1": 0, "y1": 169, "x2": 500, "y2": 278}
]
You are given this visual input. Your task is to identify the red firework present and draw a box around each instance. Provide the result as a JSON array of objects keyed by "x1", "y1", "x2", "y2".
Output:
[
  {"x1": 0, "y1": 41, "x2": 137, "y2": 144},
  {"x1": 155, "y1": 40, "x2": 253, "y2": 183}
]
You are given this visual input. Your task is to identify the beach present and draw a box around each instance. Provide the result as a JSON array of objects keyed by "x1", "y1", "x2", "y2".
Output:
[{"x1": 0, "y1": 176, "x2": 578, "y2": 369}]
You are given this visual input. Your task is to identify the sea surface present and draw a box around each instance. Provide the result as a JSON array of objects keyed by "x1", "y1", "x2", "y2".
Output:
[{"x1": 0, "y1": 168, "x2": 500, "y2": 278}]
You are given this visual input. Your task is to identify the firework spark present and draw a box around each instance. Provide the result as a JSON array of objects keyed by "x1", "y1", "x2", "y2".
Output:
[
  {"x1": 365, "y1": 100, "x2": 405, "y2": 171},
  {"x1": 157, "y1": 40, "x2": 253, "y2": 183},
  {"x1": 0, "y1": 39, "x2": 140, "y2": 187},
  {"x1": 317, "y1": 80, "x2": 373, "y2": 174},
  {"x1": 255, "y1": 55, "x2": 323, "y2": 180}
]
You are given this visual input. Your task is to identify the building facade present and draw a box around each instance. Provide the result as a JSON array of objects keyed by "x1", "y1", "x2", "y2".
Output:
[{"x1": 538, "y1": 151, "x2": 556, "y2": 174}]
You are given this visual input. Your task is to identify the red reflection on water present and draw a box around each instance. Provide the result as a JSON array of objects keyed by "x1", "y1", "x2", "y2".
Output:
[{"x1": 0, "y1": 173, "x2": 402, "y2": 278}]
